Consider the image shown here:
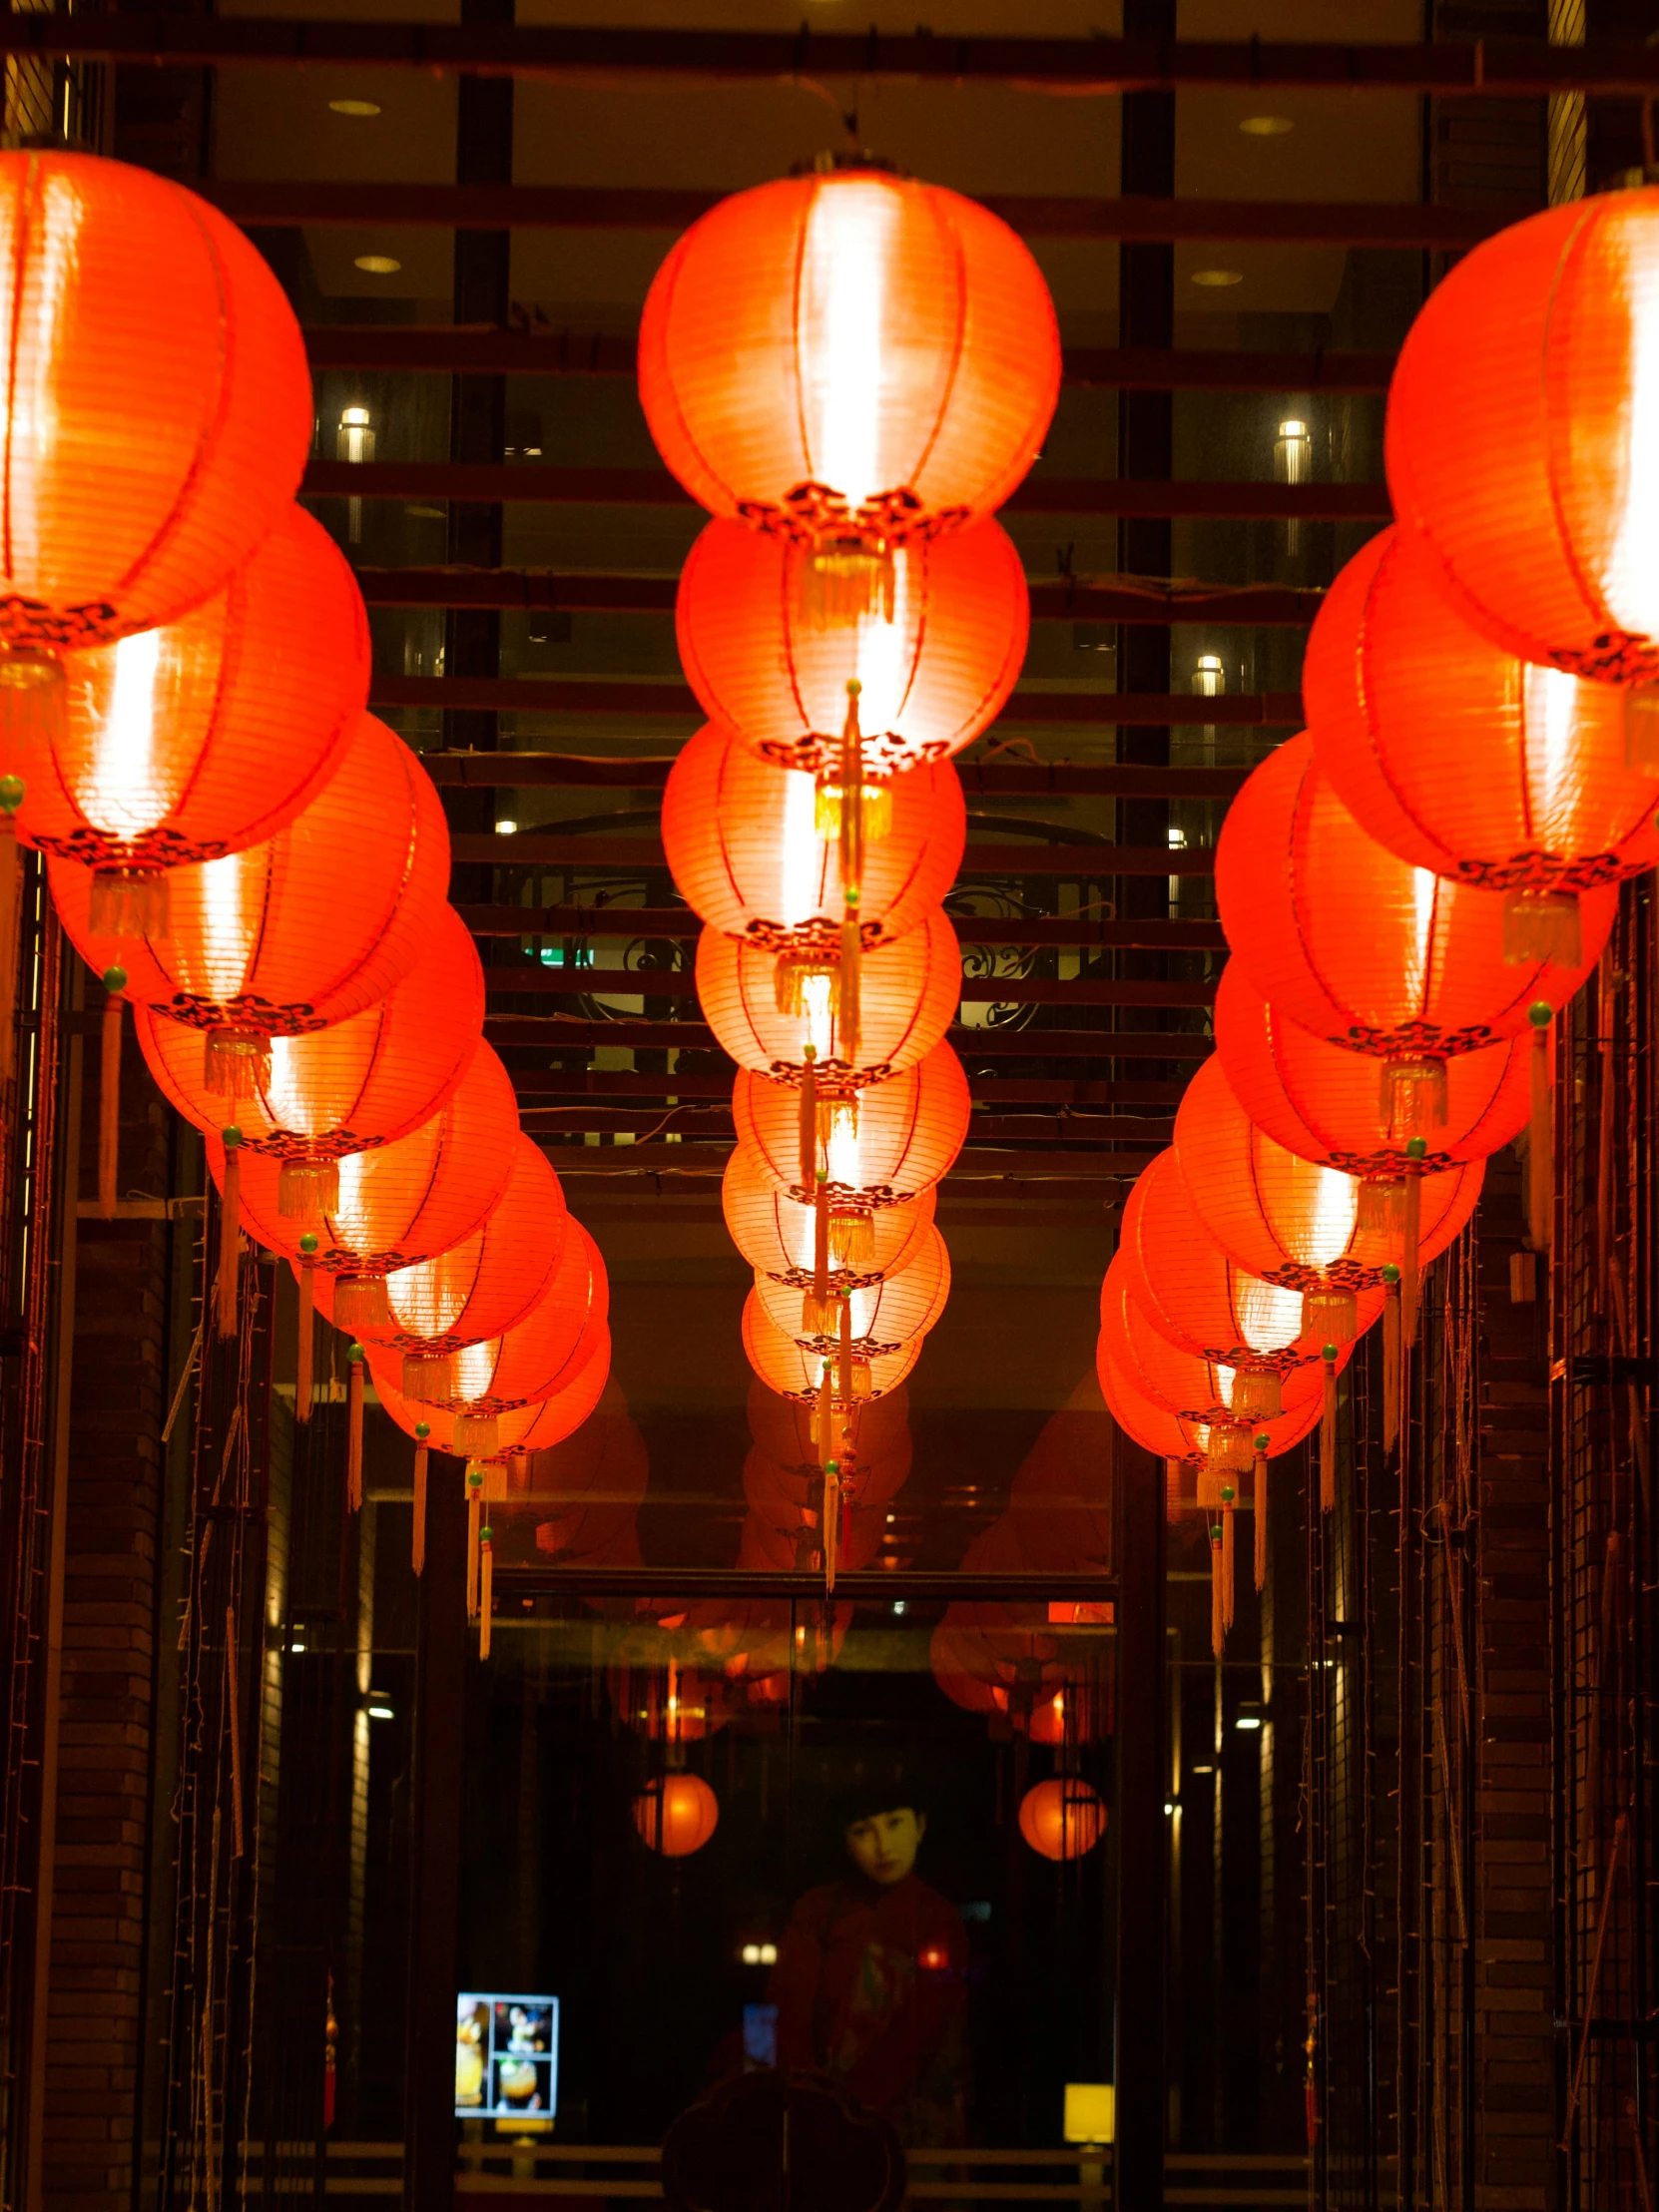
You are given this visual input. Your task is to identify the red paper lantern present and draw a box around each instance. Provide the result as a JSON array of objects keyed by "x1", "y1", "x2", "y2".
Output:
[
  {"x1": 139, "y1": 902, "x2": 484, "y2": 1215},
  {"x1": 732, "y1": 1040, "x2": 969, "y2": 1211},
  {"x1": 220, "y1": 1043, "x2": 520, "y2": 1326},
  {"x1": 697, "y1": 910, "x2": 959, "y2": 1093},
  {"x1": 1304, "y1": 526, "x2": 1659, "y2": 961},
  {"x1": 373, "y1": 1363, "x2": 546, "y2": 1459},
  {"x1": 633, "y1": 1772, "x2": 719, "y2": 1858},
  {"x1": 1119, "y1": 1150, "x2": 1384, "y2": 1406},
  {"x1": 1097, "y1": 1335, "x2": 1323, "y2": 1471},
  {"x1": 0, "y1": 153, "x2": 310, "y2": 654},
  {"x1": 662, "y1": 718, "x2": 965, "y2": 949},
  {"x1": 676, "y1": 519, "x2": 1029, "y2": 779},
  {"x1": 307, "y1": 1134, "x2": 568, "y2": 1391},
  {"x1": 742, "y1": 1289, "x2": 919, "y2": 1404},
  {"x1": 1216, "y1": 733, "x2": 1612, "y2": 1135},
  {"x1": 638, "y1": 168, "x2": 1059, "y2": 551},
  {"x1": 10, "y1": 505, "x2": 369, "y2": 923},
  {"x1": 1174, "y1": 1056, "x2": 1483, "y2": 1304},
  {"x1": 754, "y1": 1224, "x2": 950, "y2": 1357},
  {"x1": 1384, "y1": 187, "x2": 1659, "y2": 686},
  {"x1": 1214, "y1": 959, "x2": 1530, "y2": 1180},
  {"x1": 747, "y1": 1377, "x2": 910, "y2": 1482},
  {"x1": 723, "y1": 1149, "x2": 936, "y2": 1294},
  {"x1": 53, "y1": 714, "x2": 450, "y2": 1095},
  {"x1": 1018, "y1": 1778, "x2": 1105, "y2": 1862},
  {"x1": 1100, "y1": 1256, "x2": 1333, "y2": 1432},
  {"x1": 469, "y1": 1331, "x2": 612, "y2": 1460}
]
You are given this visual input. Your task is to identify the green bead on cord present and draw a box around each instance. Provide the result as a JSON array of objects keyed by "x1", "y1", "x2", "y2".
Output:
[
  {"x1": 299, "y1": 1232, "x2": 318, "y2": 1256},
  {"x1": 347, "y1": 1342, "x2": 365, "y2": 1365},
  {"x1": 102, "y1": 964, "x2": 127, "y2": 995},
  {"x1": 1405, "y1": 1136, "x2": 1427, "y2": 1161},
  {"x1": 415, "y1": 1421, "x2": 430, "y2": 1442},
  {"x1": 0, "y1": 775, "x2": 24, "y2": 817},
  {"x1": 1528, "y1": 1000, "x2": 1553, "y2": 1031},
  {"x1": 221, "y1": 1124, "x2": 243, "y2": 1151},
  {"x1": 1382, "y1": 1263, "x2": 1400, "y2": 1286}
]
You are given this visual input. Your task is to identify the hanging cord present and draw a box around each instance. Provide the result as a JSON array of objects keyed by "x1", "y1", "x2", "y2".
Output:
[{"x1": 98, "y1": 963, "x2": 126, "y2": 1219}]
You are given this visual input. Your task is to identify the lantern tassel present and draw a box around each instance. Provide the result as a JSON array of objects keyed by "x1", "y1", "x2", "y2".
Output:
[
  {"x1": 451, "y1": 1409, "x2": 500, "y2": 1458},
  {"x1": 346, "y1": 1347, "x2": 364, "y2": 1513},
  {"x1": 774, "y1": 950, "x2": 838, "y2": 1021},
  {"x1": 402, "y1": 1351, "x2": 455, "y2": 1403},
  {"x1": 824, "y1": 1459, "x2": 839, "y2": 1596},
  {"x1": 218, "y1": 1129, "x2": 243, "y2": 1341},
  {"x1": 1527, "y1": 1004, "x2": 1552, "y2": 1254},
  {"x1": 1220, "y1": 1487, "x2": 1236, "y2": 1634},
  {"x1": 837, "y1": 1290, "x2": 854, "y2": 1407},
  {"x1": 1402, "y1": 1171, "x2": 1423, "y2": 1349},
  {"x1": 1502, "y1": 887, "x2": 1581, "y2": 968},
  {"x1": 1320, "y1": 1344, "x2": 1338, "y2": 1515},
  {"x1": 838, "y1": 682, "x2": 865, "y2": 899},
  {"x1": 1356, "y1": 1177, "x2": 1405, "y2": 1236},
  {"x1": 817, "y1": 1361, "x2": 834, "y2": 1476},
  {"x1": 204, "y1": 1025, "x2": 272, "y2": 1101},
  {"x1": 799, "y1": 1046, "x2": 818, "y2": 1190},
  {"x1": 1233, "y1": 1367, "x2": 1283, "y2": 1420},
  {"x1": 278, "y1": 1157, "x2": 340, "y2": 1220},
  {"x1": 334, "y1": 1274, "x2": 392, "y2": 1331},
  {"x1": 802, "y1": 530, "x2": 894, "y2": 630},
  {"x1": 1303, "y1": 1281, "x2": 1359, "y2": 1344},
  {"x1": 839, "y1": 897, "x2": 861, "y2": 1068},
  {"x1": 466, "y1": 1471, "x2": 483, "y2": 1617},
  {"x1": 412, "y1": 1426, "x2": 429, "y2": 1575},
  {"x1": 1382, "y1": 1266, "x2": 1401, "y2": 1454},
  {"x1": 88, "y1": 865, "x2": 167, "y2": 937},
  {"x1": 813, "y1": 1176, "x2": 830, "y2": 1318},
  {"x1": 479, "y1": 1526, "x2": 493, "y2": 1659},
  {"x1": 1210, "y1": 1524, "x2": 1225, "y2": 1659},
  {"x1": 1253, "y1": 1439, "x2": 1269, "y2": 1595},
  {"x1": 99, "y1": 968, "x2": 126, "y2": 1221},
  {"x1": 1381, "y1": 1053, "x2": 1448, "y2": 1139},
  {"x1": 295, "y1": 1250, "x2": 315, "y2": 1425},
  {"x1": 829, "y1": 1209, "x2": 874, "y2": 1268}
]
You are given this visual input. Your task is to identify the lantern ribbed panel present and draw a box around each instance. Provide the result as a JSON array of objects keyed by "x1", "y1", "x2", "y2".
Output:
[
  {"x1": 663, "y1": 720, "x2": 966, "y2": 949},
  {"x1": 137, "y1": 903, "x2": 484, "y2": 1164},
  {"x1": 732, "y1": 1041, "x2": 969, "y2": 1207},
  {"x1": 404, "y1": 1223, "x2": 609, "y2": 1417},
  {"x1": 15, "y1": 507, "x2": 368, "y2": 868},
  {"x1": 675, "y1": 522, "x2": 1029, "y2": 778},
  {"x1": 1117, "y1": 1149, "x2": 1383, "y2": 1377},
  {"x1": 638, "y1": 171, "x2": 1060, "y2": 540},
  {"x1": 1384, "y1": 186, "x2": 1659, "y2": 683},
  {"x1": 1100, "y1": 1258, "x2": 1331, "y2": 1427},
  {"x1": 308, "y1": 1135, "x2": 568, "y2": 1356},
  {"x1": 723, "y1": 1150, "x2": 936, "y2": 1289},
  {"x1": 1305, "y1": 527, "x2": 1659, "y2": 893},
  {"x1": 697, "y1": 911, "x2": 959, "y2": 1090},
  {"x1": 0, "y1": 153, "x2": 311, "y2": 644},
  {"x1": 1214, "y1": 959, "x2": 1531, "y2": 1177},
  {"x1": 373, "y1": 1365, "x2": 545, "y2": 1457},
  {"x1": 218, "y1": 1043, "x2": 520, "y2": 1278},
  {"x1": 1174, "y1": 1056, "x2": 1484, "y2": 1292},
  {"x1": 742, "y1": 1289, "x2": 920, "y2": 1402},
  {"x1": 754, "y1": 1224, "x2": 950, "y2": 1356},
  {"x1": 1216, "y1": 733, "x2": 1615, "y2": 1056},
  {"x1": 53, "y1": 714, "x2": 451, "y2": 1038},
  {"x1": 747, "y1": 1377, "x2": 910, "y2": 1471}
]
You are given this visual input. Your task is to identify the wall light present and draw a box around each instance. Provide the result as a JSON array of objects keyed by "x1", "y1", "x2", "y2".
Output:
[
  {"x1": 1239, "y1": 115, "x2": 1294, "y2": 137},
  {"x1": 495, "y1": 819, "x2": 518, "y2": 836},
  {"x1": 330, "y1": 98, "x2": 382, "y2": 117},
  {"x1": 1191, "y1": 269, "x2": 1244, "y2": 288},
  {"x1": 366, "y1": 1690, "x2": 394, "y2": 1721},
  {"x1": 1236, "y1": 1714, "x2": 1263, "y2": 1732},
  {"x1": 354, "y1": 255, "x2": 402, "y2": 276}
]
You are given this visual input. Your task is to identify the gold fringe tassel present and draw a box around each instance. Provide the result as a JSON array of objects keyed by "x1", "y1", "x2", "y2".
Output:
[
  {"x1": 837, "y1": 1290, "x2": 854, "y2": 1404},
  {"x1": 814, "y1": 1177, "x2": 830, "y2": 1317},
  {"x1": 346, "y1": 1346, "x2": 364, "y2": 1512},
  {"x1": 824, "y1": 1459, "x2": 839, "y2": 1595},
  {"x1": 1220, "y1": 1485, "x2": 1236, "y2": 1634},
  {"x1": 1320, "y1": 1344, "x2": 1338, "y2": 1515},
  {"x1": 1254, "y1": 1438, "x2": 1269, "y2": 1593},
  {"x1": 466, "y1": 1468, "x2": 484, "y2": 1617},
  {"x1": 99, "y1": 967, "x2": 124, "y2": 1220},
  {"x1": 218, "y1": 1130, "x2": 243, "y2": 1341},
  {"x1": 479, "y1": 1526, "x2": 493, "y2": 1658},
  {"x1": 817, "y1": 1361, "x2": 834, "y2": 1475},
  {"x1": 1528, "y1": 1004, "x2": 1553, "y2": 1253},
  {"x1": 839, "y1": 896, "x2": 861, "y2": 1068},
  {"x1": 0, "y1": 778, "x2": 24, "y2": 1084},
  {"x1": 1210, "y1": 1525, "x2": 1224, "y2": 1658},
  {"x1": 1402, "y1": 1163, "x2": 1423, "y2": 1350},
  {"x1": 838, "y1": 682, "x2": 865, "y2": 899},
  {"x1": 295, "y1": 1240, "x2": 316, "y2": 1425},
  {"x1": 799, "y1": 1046, "x2": 818, "y2": 1189},
  {"x1": 1382, "y1": 1266, "x2": 1400, "y2": 1453},
  {"x1": 412, "y1": 1425, "x2": 429, "y2": 1575}
]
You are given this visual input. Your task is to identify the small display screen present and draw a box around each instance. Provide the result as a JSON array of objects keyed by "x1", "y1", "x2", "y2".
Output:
[{"x1": 455, "y1": 1994, "x2": 559, "y2": 2120}]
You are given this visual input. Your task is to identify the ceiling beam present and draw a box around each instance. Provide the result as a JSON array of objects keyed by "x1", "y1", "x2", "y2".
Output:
[
  {"x1": 534, "y1": 1139, "x2": 1159, "y2": 1177},
  {"x1": 431, "y1": 759, "x2": 1250, "y2": 800},
  {"x1": 304, "y1": 327, "x2": 1396, "y2": 393},
  {"x1": 217, "y1": 178, "x2": 1498, "y2": 250},
  {"x1": 306, "y1": 458, "x2": 1390, "y2": 520},
  {"x1": 456, "y1": 833, "x2": 1216, "y2": 875},
  {"x1": 483, "y1": 1015, "x2": 1212, "y2": 1061},
  {"x1": 381, "y1": 678, "x2": 1301, "y2": 726},
  {"x1": 457, "y1": 903, "x2": 1230, "y2": 948},
  {"x1": 1, "y1": 17, "x2": 1653, "y2": 94},
  {"x1": 482, "y1": 965, "x2": 1215, "y2": 1008},
  {"x1": 354, "y1": 567, "x2": 1324, "y2": 627},
  {"x1": 514, "y1": 1103, "x2": 1169, "y2": 1144},
  {"x1": 509, "y1": 1068, "x2": 1188, "y2": 1105}
]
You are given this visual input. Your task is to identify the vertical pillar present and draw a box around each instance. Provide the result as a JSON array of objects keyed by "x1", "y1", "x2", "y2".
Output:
[{"x1": 1114, "y1": 1434, "x2": 1168, "y2": 2207}]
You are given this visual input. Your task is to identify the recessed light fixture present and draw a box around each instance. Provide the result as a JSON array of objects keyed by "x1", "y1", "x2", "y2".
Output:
[
  {"x1": 366, "y1": 1690, "x2": 394, "y2": 1720},
  {"x1": 1236, "y1": 1714, "x2": 1263, "y2": 1732},
  {"x1": 330, "y1": 98, "x2": 382, "y2": 117},
  {"x1": 1239, "y1": 115, "x2": 1294, "y2": 137},
  {"x1": 495, "y1": 819, "x2": 518, "y2": 836},
  {"x1": 1192, "y1": 269, "x2": 1244, "y2": 288},
  {"x1": 354, "y1": 255, "x2": 401, "y2": 276}
]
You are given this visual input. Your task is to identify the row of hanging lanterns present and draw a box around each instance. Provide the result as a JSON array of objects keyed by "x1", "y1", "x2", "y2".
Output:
[
  {"x1": 1097, "y1": 184, "x2": 1659, "y2": 1653},
  {"x1": 0, "y1": 151, "x2": 611, "y2": 1654},
  {"x1": 636, "y1": 154, "x2": 1063, "y2": 1588}
]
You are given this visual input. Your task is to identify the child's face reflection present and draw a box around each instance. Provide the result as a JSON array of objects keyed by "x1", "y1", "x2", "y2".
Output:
[{"x1": 844, "y1": 1806, "x2": 926, "y2": 1886}]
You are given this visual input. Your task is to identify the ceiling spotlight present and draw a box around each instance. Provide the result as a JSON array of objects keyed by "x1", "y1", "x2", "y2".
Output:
[
  {"x1": 330, "y1": 98, "x2": 382, "y2": 117},
  {"x1": 1236, "y1": 1714, "x2": 1263, "y2": 1732},
  {"x1": 1239, "y1": 115, "x2": 1294, "y2": 137},
  {"x1": 354, "y1": 255, "x2": 401, "y2": 276},
  {"x1": 366, "y1": 1691, "x2": 394, "y2": 1720},
  {"x1": 1191, "y1": 269, "x2": 1244, "y2": 288},
  {"x1": 495, "y1": 819, "x2": 519, "y2": 836}
]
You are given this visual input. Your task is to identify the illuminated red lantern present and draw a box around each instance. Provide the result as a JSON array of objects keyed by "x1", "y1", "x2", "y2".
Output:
[
  {"x1": 723, "y1": 1149, "x2": 936, "y2": 1293},
  {"x1": 1174, "y1": 1056, "x2": 1483, "y2": 1322},
  {"x1": 676, "y1": 519, "x2": 1029, "y2": 779},
  {"x1": 662, "y1": 718, "x2": 965, "y2": 948},
  {"x1": 1384, "y1": 186, "x2": 1659, "y2": 688},
  {"x1": 633, "y1": 1772, "x2": 719, "y2": 1858},
  {"x1": 1096, "y1": 1336, "x2": 1322, "y2": 1470},
  {"x1": 1214, "y1": 959, "x2": 1530, "y2": 1180},
  {"x1": 138, "y1": 902, "x2": 484, "y2": 1216},
  {"x1": 1216, "y1": 733, "x2": 1612, "y2": 1135},
  {"x1": 220, "y1": 1043, "x2": 521, "y2": 1327},
  {"x1": 11, "y1": 506, "x2": 369, "y2": 924},
  {"x1": 0, "y1": 153, "x2": 310, "y2": 659},
  {"x1": 465, "y1": 1329, "x2": 612, "y2": 1460},
  {"x1": 697, "y1": 910, "x2": 959, "y2": 1093},
  {"x1": 1018, "y1": 1778, "x2": 1105, "y2": 1862},
  {"x1": 742, "y1": 1289, "x2": 919, "y2": 1404},
  {"x1": 754, "y1": 1224, "x2": 950, "y2": 1357},
  {"x1": 373, "y1": 1363, "x2": 547, "y2": 1459},
  {"x1": 1304, "y1": 526, "x2": 1659, "y2": 962},
  {"x1": 1099, "y1": 1256, "x2": 1332, "y2": 1433},
  {"x1": 53, "y1": 714, "x2": 450, "y2": 1096},
  {"x1": 733, "y1": 1040, "x2": 969, "y2": 1212},
  {"x1": 638, "y1": 168, "x2": 1059, "y2": 555},
  {"x1": 1118, "y1": 1150, "x2": 1383, "y2": 1412},
  {"x1": 308, "y1": 1133, "x2": 568, "y2": 1392}
]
